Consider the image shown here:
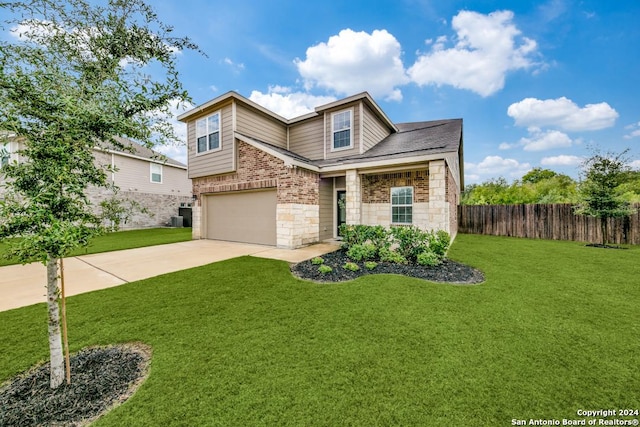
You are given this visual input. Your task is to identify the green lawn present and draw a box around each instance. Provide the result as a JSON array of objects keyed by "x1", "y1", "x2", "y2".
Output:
[
  {"x1": 1, "y1": 234, "x2": 638, "y2": 426},
  {"x1": 0, "y1": 227, "x2": 192, "y2": 266}
]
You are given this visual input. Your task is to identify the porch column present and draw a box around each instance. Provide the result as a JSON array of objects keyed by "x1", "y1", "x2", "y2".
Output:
[
  {"x1": 428, "y1": 159, "x2": 449, "y2": 232},
  {"x1": 345, "y1": 169, "x2": 361, "y2": 225}
]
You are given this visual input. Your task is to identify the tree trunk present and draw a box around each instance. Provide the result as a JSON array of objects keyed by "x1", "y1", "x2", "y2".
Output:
[
  {"x1": 47, "y1": 257, "x2": 65, "y2": 389},
  {"x1": 601, "y1": 217, "x2": 607, "y2": 246}
]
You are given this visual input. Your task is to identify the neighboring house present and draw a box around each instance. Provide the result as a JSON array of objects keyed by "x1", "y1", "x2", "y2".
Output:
[
  {"x1": 0, "y1": 136, "x2": 192, "y2": 229},
  {"x1": 178, "y1": 91, "x2": 463, "y2": 249}
]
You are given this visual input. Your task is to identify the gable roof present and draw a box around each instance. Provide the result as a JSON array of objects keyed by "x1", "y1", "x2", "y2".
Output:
[
  {"x1": 177, "y1": 91, "x2": 397, "y2": 131},
  {"x1": 103, "y1": 137, "x2": 187, "y2": 169},
  {"x1": 234, "y1": 119, "x2": 462, "y2": 174}
]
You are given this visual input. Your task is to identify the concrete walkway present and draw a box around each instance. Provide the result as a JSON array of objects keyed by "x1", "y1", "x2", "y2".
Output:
[{"x1": 0, "y1": 240, "x2": 339, "y2": 312}]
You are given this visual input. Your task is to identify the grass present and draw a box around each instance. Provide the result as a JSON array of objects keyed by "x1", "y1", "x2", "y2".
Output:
[
  {"x1": 0, "y1": 228, "x2": 192, "y2": 267},
  {"x1": 1, "y1": 234, "x2": 638, "y2": 426}
]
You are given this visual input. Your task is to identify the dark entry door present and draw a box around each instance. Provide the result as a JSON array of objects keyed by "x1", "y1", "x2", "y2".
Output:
[{"x1": 337, "y1": 190, "x2": 346, "y2": 236}]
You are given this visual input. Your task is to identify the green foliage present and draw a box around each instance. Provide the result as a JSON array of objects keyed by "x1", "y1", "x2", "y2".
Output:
[
  {"x1": 379, "y1": 247, "x2": 408, "y2": 264},
  {"x1": 99, "y1": 193, "x2": 151, "y2": 232},
  {"x1": 339, "y1": 224, "x2": 389, "y2": 252},
  {"x1": 462, "y1": 173, "x2": 579, "y2": 205},
  {"x1": 318, "y1": 265, "x2": 332, "y2": 274},
  {"x1": 364, "y1": 261, "x2": 378, "y2": 270},
  {"x1": 574, "y1": 149, "x2": 638, "y2": 245},
  {"x1": 342, "y1": 262, "x2": 360, "y2": 271},
  {"x1": 311, "y1": 257, "x2": 324, "y2": 265},
  {"x1": 390, "y1": 226, "x2": 429, "y2": 262},
  {"x1": 346, "y1": 243, "x2": 377, "y2": 262},
  {"x1": 427, "y1": 230, "x2": 451, "y2": 259},
  {"x1": 417, "y1": 251, "x2": 441, "y2": 266},
  {"x1": 0, "y1": 0, "x2": 198, "y2": 264},
  {"x1": 343, "y1": 262, "x2": 360, "y2": 272}
]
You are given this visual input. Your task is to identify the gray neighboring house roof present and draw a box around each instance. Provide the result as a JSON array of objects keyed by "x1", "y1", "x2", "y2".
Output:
[{"x1": 106, "y1": 136, "x2": 187, "y2": 168}]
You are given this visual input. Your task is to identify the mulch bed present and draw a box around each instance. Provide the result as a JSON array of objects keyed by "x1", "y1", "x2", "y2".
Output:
[
  {"x1": 0, "y1": 343, "x2": 151, "y2": 427},
  {"x1": 291, "y1": 249, "x2": 485, "y2": 284}
]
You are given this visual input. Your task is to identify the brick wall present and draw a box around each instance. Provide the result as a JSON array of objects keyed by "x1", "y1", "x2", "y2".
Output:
[
  {"x1": 361, "y1": 170, "x2": 429, "y2": 203},
  {"x1": 192, "y1": 141, "x2": 319, "y2": 205}
]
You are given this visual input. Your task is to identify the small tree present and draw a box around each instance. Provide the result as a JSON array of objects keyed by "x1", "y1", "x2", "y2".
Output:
[
  {"x1": 0, "y1": 0, "x2": 197, "y2": 388},
  {"x1": 574, "y1": 148, "x2": 637, "y2": 246}
]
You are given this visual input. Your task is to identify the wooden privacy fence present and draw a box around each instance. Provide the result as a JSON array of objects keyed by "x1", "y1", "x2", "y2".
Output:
[{"x1": 457, "y1": 203, "x2": 640, "y2": 245}]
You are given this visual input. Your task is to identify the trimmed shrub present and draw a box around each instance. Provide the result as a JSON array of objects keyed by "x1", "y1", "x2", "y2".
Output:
[
  {"x1": 417, "y1": 250, "x2": 441, "y2": 267},
  {"x1": 379, "y1": 247, "x2": 407, "y2": 264},
  {"x1": 364, "y1": 261, "x2": 378, "y2": 270},
  {"x1": 311, "y1": 257, "x2": 324, "y2": 265},
  {"x1": 428, "y1": 230, "x2": 451, "y2": 258},
  {"x1": 390, "y1": 226, "x2": 429, "y2": 262},
  {"x1": 343, "y1": 262, "x2": 360, "y2": 272},
  {"x1": 318, "y1": 265, "x2": 332, "y2": 274},
  {"x1": 347, "y1": 243, "x2": 377, "y2": 262}
]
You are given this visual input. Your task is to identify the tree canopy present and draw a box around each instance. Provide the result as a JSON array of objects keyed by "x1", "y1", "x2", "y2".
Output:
[{"x1": 0, "y1": 0, "x2": 197, "y2": 388}]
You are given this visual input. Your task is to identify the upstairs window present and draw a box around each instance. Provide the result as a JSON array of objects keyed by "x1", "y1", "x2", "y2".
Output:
[
  {"x1": 332, "y1": 110, "x2": 352, "y2": 150},
  {"x1": 391, "y1": 186, "x2": 413, "y2": 224},
  {"x1": 150, "y1": 163, "x2": 162, "y2": 183},
  {"x1": 196, "y1": 112, "x2": 221, "y2": 154}
]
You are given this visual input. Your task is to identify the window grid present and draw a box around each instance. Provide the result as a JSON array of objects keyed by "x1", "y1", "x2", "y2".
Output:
[
  {"x1": 332, "y1": 110, "x2": 352, "y2": 150},
  {"x1": 391, "y1": 186, "x2": 413, "y2": 224},
  {"x1": 196, "y1": 111, "x2": 221, "y2": 154}
]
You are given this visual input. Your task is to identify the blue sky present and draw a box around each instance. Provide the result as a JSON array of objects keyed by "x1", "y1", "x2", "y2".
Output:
[{"x1": 7, "y1": 0, "x2": 640, "y2": 184}]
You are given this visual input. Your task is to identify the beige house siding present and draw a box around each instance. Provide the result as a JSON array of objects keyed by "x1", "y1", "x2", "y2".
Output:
[
  {"x1": 187, "y1": 102, "x2": 235, "y2": 178},
  {"x1": 324, "y1": 103, "x2": 361, "y2": 160},
  {"x1": 446, "y1": 164, "x2": 459, "y2": 238},
  {"x1": 236, "y1": 103, "x2": 287, "y2": 148},
  {"x1": 111, "y1": 154, "x2": 190, "y2": 196},
  {"x1": 288, "y1": 117, "x2": 324, "y2": 160},
  {"x1": 362, "y1": 103, "x2": 392, "y2": 152},
  {"x1": 319, "y1": 177, "x2": 334, "y2": 240}
]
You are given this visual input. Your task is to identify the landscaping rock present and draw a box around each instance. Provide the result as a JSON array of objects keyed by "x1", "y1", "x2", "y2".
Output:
[{"x1": 292, "y1": 249, "x2": 485, "y2": 284}]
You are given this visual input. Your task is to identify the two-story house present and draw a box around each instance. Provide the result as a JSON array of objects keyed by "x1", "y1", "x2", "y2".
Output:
[
  {"x1": 178, "y1": 91, "x2": 463, "y2": 249},
  {"x1": 1, "y1": 135, "x2": 192, "y2": 229}
]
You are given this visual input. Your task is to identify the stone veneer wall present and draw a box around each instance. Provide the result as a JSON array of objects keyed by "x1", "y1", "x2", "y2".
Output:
[
  {"x1": 446, "y1": 164, "x2": 459, "y2": 238},
  {"x1": 191, "y1": 141, "x2": 320, "y2": 248},
  {"x1": 86, "y1": 186, "x2": 191, "y2": 229}
]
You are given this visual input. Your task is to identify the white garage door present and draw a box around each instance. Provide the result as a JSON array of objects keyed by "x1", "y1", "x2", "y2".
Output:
[{"x1": 205, "y1": 190, "x2": 277, "y2": 246}]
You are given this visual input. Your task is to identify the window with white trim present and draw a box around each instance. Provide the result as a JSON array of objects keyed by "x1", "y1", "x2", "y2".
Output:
[
  {"x1": 331, "y1": 110, "x2": 352, "y2": 150},
  {"x1": 196, "y1": 111, "x2": 221, "y2": 154},
  {"x1": 150, "y1": 163, "x2": 162, "y2": 183},
  {"x1": 391, "y1": 186, "x2": 413, "y2": 224},
  {"x1": 0, "y1": 143, "x2": 10, "y2": 168}
]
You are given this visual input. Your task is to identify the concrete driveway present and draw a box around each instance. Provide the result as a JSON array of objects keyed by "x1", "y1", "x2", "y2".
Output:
[{"x1": 0, "y1": 240, "x2": 339, "y2": 312}]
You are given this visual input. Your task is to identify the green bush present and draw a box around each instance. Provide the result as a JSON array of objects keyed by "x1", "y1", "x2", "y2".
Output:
[
  {"x1": 339, "y1": 224, "x2": 390, "y2": 254},
  {"x1": 343, "y1": 262, "x2": 360, "y2": 272},
  {"x1": 347, "y1": 243, "x2": 377, "y2": 261},
  {"x1": 429, "y1": 230, "x2": 451, "y2": 258},
  {"x1": 379, "y1": 247, "x2": 407, "y2": 264},
  {"x1": 364, "y1": 261, "x2": 378, "y2": 270},
  {"x1": 417, "y1": 250, "x2": 441, "y2": 267},
  {"x1": 318, "y1": 265, "x2": 332, "y2": 274},
  {"x1": 311, "y1": 257, "x2": 324, "y2": 265},
  {"x1": 390, "y1": 226, "x2": 429, "y2": 262}
]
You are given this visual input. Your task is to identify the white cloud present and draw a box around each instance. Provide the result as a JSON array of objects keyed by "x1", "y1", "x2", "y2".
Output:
[
  {"x1": 249, "y1": 86, "x2": 337, "y2": 119},
  {"x1": 408, "y1": 10, "x2": 539, "y2": 97},
  {"x1": 465, "y1": 155, "x2": 532, "y2": 179},
  {"x1": 624, "y1": 121, "x2": 640, "y2": 139},
  {"x1": 222, "y1": 57, "x2": 245, "y2": 72},
  {"x1": 630, "y1": 160, "x2": 640, "y2": 169},
  {"x1": 295, "y1": 29, "x2": 409, "y2": 102},
  {"x1": 541, "y1": 155, "x2": 583, "y2": 166},
  {"x1": 520, "y1": 128, "x2": 572, "y2": 151},
  {"x1": 152, "y1": 99, "x2": 192, "y2": 165},
  {"x1": 507, "y1": 97, "x2": 618, "y2": 131}
]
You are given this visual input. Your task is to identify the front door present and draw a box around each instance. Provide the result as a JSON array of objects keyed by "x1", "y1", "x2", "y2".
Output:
[{"x1": 337, "y1": 190, "x2": 346, "y2": 236}]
